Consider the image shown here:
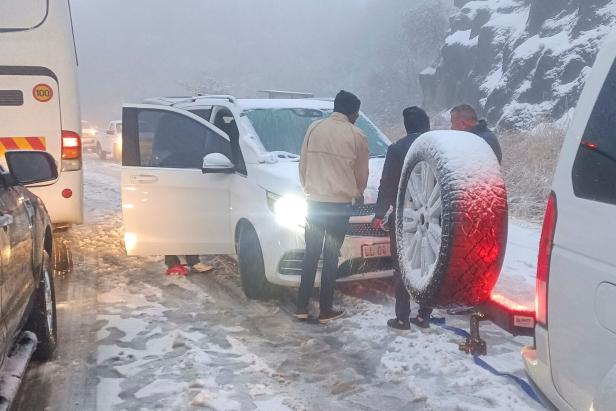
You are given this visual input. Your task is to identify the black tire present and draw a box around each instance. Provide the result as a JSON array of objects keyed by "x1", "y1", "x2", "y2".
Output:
[
  {"x1": 97, "y1": 143, "x2": 107, "y2": 160},
  {"x1": 24, "y1": 251, "x2": 58, "y2": 361},
  {"x1": 396, "y1": 131, "x2": 508, "y2": 308},
  {"x1": 238, "y1": 224, "x2": 272, "y2": 300},
  {"x1": 51, "y1": 238, "x2": 73, "y2": 274}
]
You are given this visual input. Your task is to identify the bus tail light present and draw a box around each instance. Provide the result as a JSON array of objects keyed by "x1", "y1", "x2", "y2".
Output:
[{"x1": 62, "y1": 130, "x2": 81, "y2": 171}]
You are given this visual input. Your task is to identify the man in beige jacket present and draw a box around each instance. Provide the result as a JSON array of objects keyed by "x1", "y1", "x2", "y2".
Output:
[{"x1": 296, "y1": 90, "x2": 370, "y2": 323}]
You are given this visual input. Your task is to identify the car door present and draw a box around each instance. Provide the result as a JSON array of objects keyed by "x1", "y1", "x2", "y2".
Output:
[
  {"x1": 121, "y1": 104, "x2": 234, "y2": 256},
  {"x1": 0, "y1": 184, "x2": 34, "y2": 343}
]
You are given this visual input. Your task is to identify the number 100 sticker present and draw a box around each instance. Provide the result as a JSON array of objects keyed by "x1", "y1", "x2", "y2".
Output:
[{"x1": 33, "y1": 84, "x2": 53, "y2": 103}]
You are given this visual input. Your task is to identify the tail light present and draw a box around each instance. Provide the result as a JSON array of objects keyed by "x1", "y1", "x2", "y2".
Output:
[
  {"x1": 62, "y1": 130, "x2": 81, "y2": 171},
  {"x1": 536, "y1": 192, "x2": 557, "y2": 327}
]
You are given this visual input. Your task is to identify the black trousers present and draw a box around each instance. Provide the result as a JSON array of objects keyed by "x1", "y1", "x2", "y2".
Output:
[
  {"x1": 389, "y1": 219, "x2": 433, "y2": 321},
  {"x1": 297, "y1": 201, "x2": 351, "y2": 312},
  {"x1": 165, "y1": 255, "x2": 199, "y2": 267}
]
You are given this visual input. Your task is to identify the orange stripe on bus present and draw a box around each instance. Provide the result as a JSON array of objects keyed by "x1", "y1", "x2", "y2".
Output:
[
  {"x1": 0, "y1": 137, "x2": 47, "y2": 155},
  {"x1": 26, "y1": 137, "x2": 46, "y2": 151}
]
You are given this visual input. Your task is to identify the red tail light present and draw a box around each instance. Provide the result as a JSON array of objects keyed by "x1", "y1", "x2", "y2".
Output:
[
  {"x1": 536, "y1": 192, "x2": 557, "y2": 327},
  {"x1": 61, "y1": 130, "x2": 81, "y2": 171},
  {"x1": 62, "y1": 130, "x2": 81, "y2": 159}
]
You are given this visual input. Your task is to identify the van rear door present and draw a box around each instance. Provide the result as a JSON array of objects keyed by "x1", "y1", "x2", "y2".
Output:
[
  {"x1": 548, "y1": 53, "x2": 616, "y2": 409},
  {"x1": 0, "y1": 71, "x2": 62, "y2": 175}
]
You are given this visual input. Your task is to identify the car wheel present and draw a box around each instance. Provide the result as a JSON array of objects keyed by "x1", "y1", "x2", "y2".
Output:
[
  {"x1": 238, "y1": 223, "x2": 273, "y2": 300},
  {"x1": 51, "y1": 238, "x2": 72, "y2": 275},
  {"x1": 24, "y1": 251, "x2": 58, "y2": 361},
  {"x1": 97, "y1": 143, "x2": 107, "y2": 160},
  {"x1": 396, "y1": 131, "x2": 508, "y2": 308}
]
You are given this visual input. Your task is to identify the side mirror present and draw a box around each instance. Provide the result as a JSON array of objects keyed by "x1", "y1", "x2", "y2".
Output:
[
  {"x1": 202, "y1": 153, "x2": 234, "y2": 174},
  {"x1": 4, "y1": 151, "x2": 58, "y2": 185}
]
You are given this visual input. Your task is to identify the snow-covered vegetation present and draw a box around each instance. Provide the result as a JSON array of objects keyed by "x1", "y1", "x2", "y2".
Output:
[{"x1": 500, "y1": 123, "x2": 565, "y2": 221}]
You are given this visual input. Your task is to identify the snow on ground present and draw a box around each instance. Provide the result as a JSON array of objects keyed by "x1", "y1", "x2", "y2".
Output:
[{"x1": 22, "y1": 155, "x2": 543, "y2": 410}]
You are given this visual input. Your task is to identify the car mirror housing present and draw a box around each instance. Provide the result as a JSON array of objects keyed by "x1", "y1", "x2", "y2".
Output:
[
  {"x1": 202, "y1": 153, "x2": 235, "y2": 174},
  {"x1": 5, "y1": 151, "x2": 59, "y2": 185}
]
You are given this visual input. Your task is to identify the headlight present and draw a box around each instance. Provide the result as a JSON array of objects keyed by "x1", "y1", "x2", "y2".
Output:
[{"x1": 267, "y1": 192, "x2": 307, "y2": 232}]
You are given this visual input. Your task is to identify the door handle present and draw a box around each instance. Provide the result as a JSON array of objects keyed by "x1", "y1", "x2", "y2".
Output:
[
  {"x1": 0, "y1": 213, "x2": 13, "y2": 228},
  {"x1": 130, "y1": 175, "x2": 158, "y2": 184}
]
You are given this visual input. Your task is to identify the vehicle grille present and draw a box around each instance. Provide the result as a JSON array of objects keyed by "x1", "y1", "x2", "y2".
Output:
[
  {"x1": 278, "y1": 251, "x2": 393, "y2": 278},
  {"x1": 349, "y1": 203, "x2": 389, "y2": 238},
  {"x1": 0, "y1": 90, "x2": 23, "y2": 106}
]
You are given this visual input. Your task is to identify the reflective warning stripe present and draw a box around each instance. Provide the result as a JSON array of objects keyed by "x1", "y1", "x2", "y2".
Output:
[{"x1": 0, "y1": 137, "x2": 46, "y2": 155}]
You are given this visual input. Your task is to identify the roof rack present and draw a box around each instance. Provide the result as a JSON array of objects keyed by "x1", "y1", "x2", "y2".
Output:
[
  {"x1": 192, "y1": 94, "x2": 238, "y2": 104},
  {"x1": 142, "y1": 97, "x2": 193, "y2": 106},
  {"x1": 258, "y1": 90, "x2": 315, "y2": 99}
]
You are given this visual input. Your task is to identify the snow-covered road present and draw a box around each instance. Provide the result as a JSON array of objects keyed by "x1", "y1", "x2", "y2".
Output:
[{"x1": 15, "y1": 156, "x2": 543, "y2": 410}]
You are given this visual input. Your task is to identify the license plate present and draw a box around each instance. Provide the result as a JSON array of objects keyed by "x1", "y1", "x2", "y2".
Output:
[{"x1": 362, "y1": 243, "x2": 391, "y2": 259}]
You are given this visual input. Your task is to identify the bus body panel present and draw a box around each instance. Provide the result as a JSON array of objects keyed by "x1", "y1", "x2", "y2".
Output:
[{"x1": 0, "y1": 0, "x2": 83, "y2": 225}]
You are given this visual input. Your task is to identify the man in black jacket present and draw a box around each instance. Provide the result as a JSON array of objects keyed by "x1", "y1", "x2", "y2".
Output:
[
  {"x1": 450, "y1": 104, "x2": 502, "y2": 164},
  {"x1": 373, "y1": 107, "x2": 433, "y2": 330}
]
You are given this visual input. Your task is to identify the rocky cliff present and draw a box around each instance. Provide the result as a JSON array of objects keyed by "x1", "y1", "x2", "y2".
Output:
[{"x1": 421, "y1": 0, "x2": 616, "y2": 129}]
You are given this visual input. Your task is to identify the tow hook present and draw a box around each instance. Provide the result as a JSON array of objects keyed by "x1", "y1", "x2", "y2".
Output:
[
  {"x1": 459, "y1": 313, "x2": 488, "y2": 356},
  {"x1": 458, "y1": 294, "x2": 536, "y2": 356}
]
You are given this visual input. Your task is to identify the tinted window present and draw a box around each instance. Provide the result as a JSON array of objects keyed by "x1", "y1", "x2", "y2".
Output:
[
  {"x1": 136, "y1": 110, "x2": 231, "y2": 169},
  {"x1": 0, "y1": 0, "x2": 48, "y2": 31},
  {"x1": 244, "y1": 109, "x2": 388, "y2": 156},
  {"x1": 190, "y1": 109, "x2": 213, "y2": 122},
  {"x1": 572, "y1": 59, "x2": 616, "y2": 205}
]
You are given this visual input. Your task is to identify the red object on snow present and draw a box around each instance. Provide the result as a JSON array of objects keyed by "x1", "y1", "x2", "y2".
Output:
[{"x1": 166, "y1": 264, "x2": 189, "y2": 276}]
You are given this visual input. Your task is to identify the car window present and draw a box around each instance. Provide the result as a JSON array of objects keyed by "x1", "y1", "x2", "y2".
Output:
[
  {"x1": 190, "y1": 109, "x2": 213, "y2": 122},
  {"x1": 572, "y1": 59, "x2": 616, "y2": 206},
  {"x1": 244, "y1": 108, "x2": 388, "y2": 156},
  {"x1": 135, "y1": 110, "x2": 231, "y2": 169},
  {"x1": 0, "y1": 0, "x2": 47, "y2": 32}
]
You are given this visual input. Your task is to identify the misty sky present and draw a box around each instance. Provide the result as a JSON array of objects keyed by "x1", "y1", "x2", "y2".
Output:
[{"x1": 71, "y1": 0, "x2": 435, "y2": 127}]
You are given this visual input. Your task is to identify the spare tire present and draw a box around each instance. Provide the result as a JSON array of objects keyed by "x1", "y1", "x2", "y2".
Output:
[{"x1": 395, "y1": 130, "x2": 508, "y2": 308}]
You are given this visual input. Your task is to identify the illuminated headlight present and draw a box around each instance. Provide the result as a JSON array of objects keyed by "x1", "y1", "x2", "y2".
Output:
[{"x1": 267, "y1": 192, "x2": 307, "y2": 231}]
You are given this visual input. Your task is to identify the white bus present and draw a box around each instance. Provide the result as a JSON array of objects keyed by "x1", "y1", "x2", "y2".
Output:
[{"x1": 0, "y1": 0, "x2": 83, "y2": 226}]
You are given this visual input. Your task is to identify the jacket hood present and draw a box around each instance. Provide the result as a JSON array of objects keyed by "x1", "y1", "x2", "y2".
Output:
[{"x1": 254, "y1": 158, "x2": 385, "y2": 203}]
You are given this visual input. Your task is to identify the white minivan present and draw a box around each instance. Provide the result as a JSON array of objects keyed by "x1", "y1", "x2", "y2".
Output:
[
  {"x1": 121, "y1": 96, "x2": 393, "y2": 298},
  {"x1": 0, "y1": 0, "x2": 83, "y2": 226},
  {"x1": 522, "y1": 34, "x2": 616, "y2": 410}
]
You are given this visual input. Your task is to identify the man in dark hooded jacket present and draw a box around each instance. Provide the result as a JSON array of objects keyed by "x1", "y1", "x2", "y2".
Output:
[
  {"x1": 450, "y1": 104, "x2": 502, "y2": 164},
  {"x1": 373, "y1": 106, "x2": 433, "y2": 330}
]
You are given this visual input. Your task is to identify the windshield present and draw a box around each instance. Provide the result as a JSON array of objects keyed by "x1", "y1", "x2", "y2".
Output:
[{"x1": 244, "y1": 108, "x2": 388, "y2": 156}]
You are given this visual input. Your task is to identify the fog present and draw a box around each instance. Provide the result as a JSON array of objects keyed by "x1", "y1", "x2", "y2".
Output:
[{"x1": 71, "y1": 0, "x2": 451, "y2": 129}]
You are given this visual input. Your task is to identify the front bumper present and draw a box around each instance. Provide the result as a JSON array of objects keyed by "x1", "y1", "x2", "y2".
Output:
[{"x1": 254, "y1": 203, "x2": 393, "y2": 287}]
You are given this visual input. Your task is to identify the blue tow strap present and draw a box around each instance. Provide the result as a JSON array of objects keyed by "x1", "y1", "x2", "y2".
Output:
[{"x1": 430, "y1": 317, "x2": 542, "y2": 405}]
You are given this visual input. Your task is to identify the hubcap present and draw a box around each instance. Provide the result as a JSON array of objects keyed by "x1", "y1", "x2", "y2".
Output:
[{"x1": 401, "y1": 161, "x2": 443, "y2": 287}]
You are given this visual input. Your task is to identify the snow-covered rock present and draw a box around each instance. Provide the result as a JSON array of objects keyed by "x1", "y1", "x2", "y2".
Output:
[{"x1": 421, "y1": 0, "x2": 616, "y2": 129}]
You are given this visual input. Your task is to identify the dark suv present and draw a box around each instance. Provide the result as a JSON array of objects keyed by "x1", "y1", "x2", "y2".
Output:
[{"x1": 0, "y1": 151, "x2": 59, "y2": 408}]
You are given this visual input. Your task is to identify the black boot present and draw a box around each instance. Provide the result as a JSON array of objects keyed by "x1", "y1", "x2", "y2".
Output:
[{"x1": 387, "y1": 318, "x2": 410, "y2": 330}]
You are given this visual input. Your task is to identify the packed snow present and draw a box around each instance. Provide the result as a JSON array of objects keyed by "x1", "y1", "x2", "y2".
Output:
[{"x1": 18, "y1": 155, "x2": 543, "y2": 410}]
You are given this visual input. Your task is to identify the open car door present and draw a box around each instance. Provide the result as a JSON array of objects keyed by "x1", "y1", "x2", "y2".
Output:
[{"x1": 121, "y1": 104, "x2": 235, "y2": 256}]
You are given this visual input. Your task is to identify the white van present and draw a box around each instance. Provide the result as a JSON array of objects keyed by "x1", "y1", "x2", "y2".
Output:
[
  {"x1": 0, "y1": 0, "x2": 83, "y2": 226},
  {"x1": 522, "y1": 34, "x2": 616, "y2": 410}
]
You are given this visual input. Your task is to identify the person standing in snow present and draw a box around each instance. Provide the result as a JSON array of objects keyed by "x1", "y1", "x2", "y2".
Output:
[
  {"x1": 165, "y1": 255, "x2": 212, "y2": 276},
  {"x1": 450, "y1": 104, "x2": 502, "y2": 164},
  {"x1": 296, "y1": 90, "x2": 370, "y2": 324},
  {"x1": 373, "y1": 107, "x2": 434, "y2": 330}
]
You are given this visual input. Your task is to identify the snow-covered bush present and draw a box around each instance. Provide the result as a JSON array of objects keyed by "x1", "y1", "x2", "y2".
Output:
[{"x1": 500, "y1": 123, "x2": 565, "y2": 222}]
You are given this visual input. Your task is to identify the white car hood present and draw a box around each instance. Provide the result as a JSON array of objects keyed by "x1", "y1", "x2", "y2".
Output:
[{"x1": 254, "y1": 158, "x2": 385, "y2": 203}]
